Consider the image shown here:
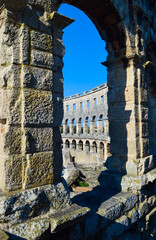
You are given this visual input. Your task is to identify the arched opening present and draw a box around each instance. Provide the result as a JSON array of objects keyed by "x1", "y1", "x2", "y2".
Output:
[
  {"x1": 72, "y1": 118, "x2": 76, "y2": 134},
  {"x1": 58, "y1": 4, "x2": 108, "y2": 97},
  {"x1": 65, "y1": 119, "x2": 70, "y2": 134},
  {"x1": 78, "y1": 140, "x2": 83, "y2": 151},
  {"x1": 92, "y1": 141, "x2": 97, "y2": 153},
  {"x1": 99, "y1": 142, "x2": 105, "y2": 159},
  {"x1": 78, "y1": 118, "x2": 83, "y2": 134},
  {"x1": 57, "y1": 0, "x2": 132, "y2": 175},
  {"x1": 99, "y1": 114, "x2": 105, "y2": 134},
  {"x1": 107, "y1": 143, "x2": 111, "y2": 157},
  {"x1": 85, "y1": 140, "x2": 90, "y2": 152},
  {"x1": 71, "y1": 139, "x2": 76, "y2": 150},
  {"x1": 65, "y1": 139, "x2": 70, "y2": 149},
  {"x1": 85, "y1": 117, "x2": 90, "y2": 134},
  {"x1": 91, "y1": 116, "x2": 97, "y2": 134}
]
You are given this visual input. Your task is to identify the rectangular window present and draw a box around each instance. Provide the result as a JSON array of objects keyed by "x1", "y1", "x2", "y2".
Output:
[
  {"x1": 80, "y1": 102, "x2": 83, "y2": 109},
  {"x1": 87, "y1": 100, "x2": 90, "y2": 107},
  {"x1": 94, "y1": 98, "x2": 97, "y2": 105},
  {"x1": 73, "y1": 103, "x2": 76, "y2": 110},
  {"x1": 66, "y1": 105, "x2": 69, "y2": 111}
]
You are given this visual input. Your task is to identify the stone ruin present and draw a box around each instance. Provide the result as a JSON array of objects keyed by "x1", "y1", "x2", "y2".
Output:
[
  {"x1": 62, "y1": 84, "x2": 110, "y2": 166},
  {"x1": 0, "y1": 0, "x2": 155, "y2": 239}
]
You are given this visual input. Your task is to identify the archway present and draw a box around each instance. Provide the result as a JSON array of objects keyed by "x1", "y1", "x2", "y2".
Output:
[
  {"x1": 65, "y1": 139, "x2": 70, "y2": 149},
  {"x1": 99, "y1": 142, "x2": 105, "y2": 159},
  {"x1": 71, "y1": 139, "x2": 76, "y2": 150},
  {"x1": 56, "y1": 0, "x2": 151, "y2": 176},
  {"x1": 85, "y1": 140, "x2": 90, "y2": 152},
  {"x1": 78, "y1": 140, "x2": 83, "y2": 151}
]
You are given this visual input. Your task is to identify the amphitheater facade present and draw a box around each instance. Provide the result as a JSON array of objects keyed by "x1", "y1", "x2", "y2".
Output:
[{"x1": 61, "y1": 83, "x2": 111, "y2": 165}]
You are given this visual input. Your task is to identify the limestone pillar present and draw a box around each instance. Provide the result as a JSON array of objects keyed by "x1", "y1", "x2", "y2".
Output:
[
  {"x1": 77, "y1": 121, "x2": 81, "y2": 135},
  {"x1": 104, "y1": 118, "x2": 109, "y2": 136},
  {"x1": 97, "y1": 119, "x2": 102, "y2": 135},
  {"x1": 63, "y1": 122, "x2": 66, "y2": 135},
  {"x1": 0, "y1": 0, "x2": 74, "y2": 208},
  {"x1": 90, "y1": 120, "x2": 94, "y2": 135},
  {"x1": 69, "y1": 122, "x2": 74, "y2": 135},
  {"x1": 84, "y1": 119, "x2": 88, "y2": 134},
  {"x1": 105, "y1": 54, "x2": 153, "y2": 175}
]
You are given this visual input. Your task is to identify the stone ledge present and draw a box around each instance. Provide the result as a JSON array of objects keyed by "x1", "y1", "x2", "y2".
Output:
[
  {"x1": 0, "y1": 181, "x2": 71, "y2": 225},
  {"x1": 98, "y1": 168, "x2": 156, "y2": 192},
  {"x1": 1, "y1": 204, "x2": 89, "y2": 240},
  {"x1": 0, "y1": 187, "x2": 155, "y2": 240}
]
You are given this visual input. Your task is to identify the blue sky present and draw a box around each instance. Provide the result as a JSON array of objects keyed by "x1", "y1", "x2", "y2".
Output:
[{"x1": 58, "y1": 4, "x2": 108, "y2": 97}]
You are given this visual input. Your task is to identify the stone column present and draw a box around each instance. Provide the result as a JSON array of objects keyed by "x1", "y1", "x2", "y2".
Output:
[
  {"x1": 70, "y1": 122, "x2": 74, "y2": 135},
  {"x1": 84, "y1": 119, "x2": 88, "y2": 134},
  {"x1": 90, "y1": 120, "x2": 94, "y2": 135},
  {"x1": 0, "y1": 0, "x2": 74, "y2": 222},
  {"x1": 105, "y1": 54, "x2": 153, "y2": 176},
  {"x1": 97, "y1": 119, "x2": 102, "y2": 135},
  {"x1": 77, "y1": 121, "x2": 81, "y2": 134},
  {"x1": 104, "y1": 118, "x2": 109, "y2": 136},
  {"x1": 63, "y1": 122, "x2": 66, "y2": 135}
]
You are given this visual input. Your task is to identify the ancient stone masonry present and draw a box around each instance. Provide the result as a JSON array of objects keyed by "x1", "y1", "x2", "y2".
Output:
[
  {"x1": 0, "y1": 0, "x2": 74, "y2": 227},
  {"x1": 0, "y1": 0, "x2": 155, "y2": 239},
  {"x1": 62, "y1": 84, "x2": 110, "y2": 165}
]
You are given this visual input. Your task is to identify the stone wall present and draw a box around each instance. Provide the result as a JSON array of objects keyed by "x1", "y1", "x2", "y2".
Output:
[
  {"x1": 62, "y1": 84, "x2": 110, "y2": 165},
  {"x1": 0, "y1": 0, "x2": 155, "y2": 239}
]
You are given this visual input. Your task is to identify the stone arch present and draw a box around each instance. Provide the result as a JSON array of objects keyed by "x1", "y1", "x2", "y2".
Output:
[
  {"x1": 57, "y1": 0, "x2": 153, "y2": 176},
  {"x1": 92, "y1": 141, "x2": 97, "y2": 153},
  {"x1": 91, "y1": 116, "x2": 97, "y2": 134},
  {"x1": 65, "y1": 119, "x2": 70, "y2": 134},
  {"x1": 57, "y1": 0, "x2": 126, "y2": 52},
  {"x1": 85, "y1": 117, "x2": 90, "y2": 134},
  {"x1": 71, "y1": 118, "x2": 76, "y2": 134},
  {"x1": 78, "y1": 117, "x2": 83, "y2": 134},
  {"x1": 71, "y1": 139, "x2": 76, "y2": 150},
  {"x1": 107, "y1": 143, "x2": 111, "y2": 157},
  {"x1": 85, "y1": 140, "x2": 90, "y2": 152},
  {"x1": 98, "y1": 114, "x2": 104, "y2": 134},
  {"x1": 78, "y1": 140, "x2": 83, "y2": 151},
  {"x1": 99, "y1": 142, "x2": 105, "y2": 159},
  {"x1": 65, "y1": 139, "x2": 70, "y2": 149}
]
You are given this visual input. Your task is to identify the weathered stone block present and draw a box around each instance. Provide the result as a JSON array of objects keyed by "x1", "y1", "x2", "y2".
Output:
[
  {"x1": 21, "y1": 24, "x2": 30, "y2": 64},
  {"x1": 24, "y1": 89, "x2": 53, "y2": 125},
  {"x1": 24, "y1": 152, "x2": 53, "y2": 189},
  {"x1": 0, "y1": 64, "x2": 21, "y2": 88},
  {"x1": 113, "y1": 192, "x2": 138, "y2": 212},
  {"x1": 53, "y1": 38, "x2": 65, "y2": 57},
  {"x1": 22, "y1": 65, "x2": 53, "y2": 90},
  {"x1": 25, "y1": 127, "x2": 53, "y2": 153},
  {"x1": 0, "y1": 87, "x2": 22, "y2": 125},
  {"x1": 0, "y1": 181, "x2": 71, "y2": 225},
  {"x1": 52, "y1": 93, "x2": 63, "y2": 127},
  {"x1": 1, "y1": 156, "x2": 23, "y2": 191},
  {"x1": 53, "y1": 55, "x2": 64, "y2": 71},
  {"x1": 98, "y1": 197, "x2": 124, "y2": 228},
  {"x1": 31, "y1": 30, "x2": 52, "y2": 52},
  {"x1": 4, "y1": 127, "x2": 22, "y2": 154},
  {"x1": 52, "y1": 71, "x2": 63, "y2": 93},
  {"x1": 31, "y1": 50, "x2": 54, "y2": 69}
]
